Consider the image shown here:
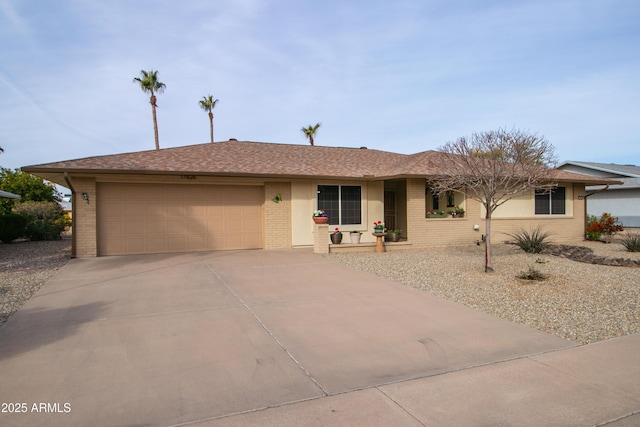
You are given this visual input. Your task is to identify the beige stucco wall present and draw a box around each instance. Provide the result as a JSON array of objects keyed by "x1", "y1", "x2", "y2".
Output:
[
  {"x1": 408, "y1": 179, "x2": 586, "y2": 248},
  {"x1": 490, "y1": 183, "x2": 574, "y2": 218},
  {"x1": 291, "y1": 179, "x2": 385, "y2": 247}
]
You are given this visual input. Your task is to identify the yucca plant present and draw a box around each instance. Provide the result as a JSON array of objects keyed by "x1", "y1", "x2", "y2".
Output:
[
  {"x1": 620, "y1": 233, "x2": 640, "y2": 252},
  {"x1": 506, "y1": 226, "x2": 551, "y2": 254}
]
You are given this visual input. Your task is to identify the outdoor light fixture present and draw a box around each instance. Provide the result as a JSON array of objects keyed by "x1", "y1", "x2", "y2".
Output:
[{"x1": 81, "y1": 192, "x2": 89, "y2": 203}]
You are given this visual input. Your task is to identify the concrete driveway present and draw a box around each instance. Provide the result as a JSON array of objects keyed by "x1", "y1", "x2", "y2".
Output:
[{"x1": 1, "y1": 249, "x2": 639, "y2": 426}]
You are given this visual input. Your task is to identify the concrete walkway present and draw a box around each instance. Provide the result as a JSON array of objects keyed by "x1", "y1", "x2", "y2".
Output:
[{"x1": 0, "y1": 249, "x2": 638, "y2": 426}]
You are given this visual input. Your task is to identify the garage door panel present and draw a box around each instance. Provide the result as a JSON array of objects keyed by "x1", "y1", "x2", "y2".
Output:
[
  {"x1": 146, "y1": 220, "x2": 167, "y2": 234},
  {"x1": 244, "y1": 218, "x2": 262, "y2": 233},
  {"x1": 146, "y1": 237, "x2": 166, "y2": 252},
  {"x1": 167, "y1": 236, "x2": 186, "y2": 252},
  {"x1": 100, "y1": 203, "x2": 123, "y2": 217},
  {"x1": 101, "y1": 219, "x2": 124, "y2": 236},
  {"x1": 166, "y1": 186, "x2": 186, "y2": 199},
  {"x1": 123, "y1": 202, "x2": 145, "y2": 216},
  {"x1": 167, "y1": 219, "x2": 186, "y2": 234},
  {"x1": 124, "y1": 238, "x2": 145, "y2": 253},
  {"x1": 187, "y1": 236, "x2": 206, "y2": 251},
  {"x1": 186, "y1": 219, "x2": 206, "y2": 234},
  {"x1": 143, "y1": 186, "x2": 166, "y2": 200},
  {"x1": 187, "y1": 205, "x2": 205, "y2": 218},
  {"x1": 167, "y1": 204, "x2": 186, "y2": 217},
  {"x1": 98, "y1": 183, "x2": 263, "y2": 255},
  {"x1": 145, "y1": 203, "x2": 166, "y2": 218},
  {"x1": 225, "y1": 217, "x2": 242, "y2": 233},
  {"x1": 206, "y1": 204, "x2": 224, "y2": 217},
  {"x1": 185, "y1": 187, "x2": 206, "y2": 199}
]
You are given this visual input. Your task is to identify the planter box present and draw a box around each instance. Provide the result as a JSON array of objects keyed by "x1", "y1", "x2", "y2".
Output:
[
  {"x1": 387, "y1": 233, "x2": 401, "y2": 242},
  {"x1": 427, "y1": 213, "x2": 445, "y2": 218}
]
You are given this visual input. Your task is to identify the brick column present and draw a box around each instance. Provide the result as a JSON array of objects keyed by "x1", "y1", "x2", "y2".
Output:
[{"x1": 313, "y1": 224, "x2": 329, "y2": 254}]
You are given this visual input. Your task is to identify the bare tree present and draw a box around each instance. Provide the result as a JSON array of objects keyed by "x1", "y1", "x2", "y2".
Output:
[{"x1": 428, "y1": 128, "x2": 557, "y2": 272}]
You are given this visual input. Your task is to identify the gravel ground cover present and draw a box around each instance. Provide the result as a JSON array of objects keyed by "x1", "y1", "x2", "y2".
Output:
[
  {"x1": 328, "y1": 238, "x2": 640, "y2": 345},
  {"x1": 0, "y1": 239, "x2": 72, "y2": 326}
]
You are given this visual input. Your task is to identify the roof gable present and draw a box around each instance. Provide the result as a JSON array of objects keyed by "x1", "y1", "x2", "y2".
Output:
[{"x1": 559, "y1": 161, "x2": 640, "y2": 178}]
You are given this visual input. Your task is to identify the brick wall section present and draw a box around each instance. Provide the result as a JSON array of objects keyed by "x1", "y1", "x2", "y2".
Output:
[
  {"x1": 313, "y1": 224, "x2": 329, "y2": 254},
  {"x1": 264, "y1": 182, "x2": 292, "y2": 249},
  {"x1": 71, "y1": 177, "x2": 97, "y2": 257}
]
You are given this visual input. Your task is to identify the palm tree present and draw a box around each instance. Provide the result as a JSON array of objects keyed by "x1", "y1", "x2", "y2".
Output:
[
  {"x1": 133, "y1": 70, "x2": 166, "y2": 150},
  {"x1": 199, "y1": 95, "x2": 219, "y2": 143},
  {"x1": 301, "y1": 123, "x2": 321, "y2": 146}
]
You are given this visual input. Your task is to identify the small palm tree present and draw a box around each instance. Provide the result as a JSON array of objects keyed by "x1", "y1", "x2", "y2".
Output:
[
  {"x1": 301, "y1": 123, "x2": 321, "y2": 146},
  {"x1": 199, "y1": 95, "x2": 219, "y2": 143},
  {"x1": 133, "y1": 70, "x2": 166, "y2": 150}
]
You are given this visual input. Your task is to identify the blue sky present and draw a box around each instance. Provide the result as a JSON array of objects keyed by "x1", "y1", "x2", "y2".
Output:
[{"x1": 1, "y1": 0, "x2": 639, "y2": 173}]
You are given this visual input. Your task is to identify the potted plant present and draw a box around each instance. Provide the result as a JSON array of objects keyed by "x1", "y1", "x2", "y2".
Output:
[
  {"x1": 373, "y1": 220, "x2": 385, "y2": 233},
  {"x1": 349, "y1": 231, "x2": 362, "y2": 244},
  {"x1": 330, "y1": 227, "x2": 342, "y2": 244},
  {"x1": 447, "y1": 206, "x2": 465, "y2": 218},
  {"x1": 312, "y1": 209, "x2": 328, "y2": 224},
  {"x1": 386, "y1": 229, "x2": 402, "y2": 242},
  {"x1": 426, "y1": 210, "x2": 445, "y2": 218}
]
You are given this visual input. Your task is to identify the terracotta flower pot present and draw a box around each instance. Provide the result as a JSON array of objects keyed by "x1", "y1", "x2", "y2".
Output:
[{"x1": 313, "y1": 217, "x2": 328, "y2": 224}]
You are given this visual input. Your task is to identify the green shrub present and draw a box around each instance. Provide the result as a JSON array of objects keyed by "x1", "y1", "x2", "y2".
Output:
[
  {"x1": 620, "y1": 233, "x2": 640, "y2": 252},
  {"x1": 585, "y1": 215, "x2": 602, "y2": 241},
  {"x1": 517, "y1": 267, "x2": 547, "y2": 281},
  {"x1": 506, "y1": 226, "x2": 551, "y2": 253},
  {"x1": 0, "y1": 214, "x2": 27, "y2": 243},
  {"x1": 12, "y1": 201, "x2": 70, "y2": 241}
]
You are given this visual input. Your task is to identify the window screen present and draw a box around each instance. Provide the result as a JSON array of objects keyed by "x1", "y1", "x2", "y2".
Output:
[{"x1": 317, "y1": 185, "x2": 362, "y2": 225}]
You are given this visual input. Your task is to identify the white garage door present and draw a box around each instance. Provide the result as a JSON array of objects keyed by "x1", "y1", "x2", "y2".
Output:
[{"x1": 97, "y1": 183, "x2": 263, "y2": 256}]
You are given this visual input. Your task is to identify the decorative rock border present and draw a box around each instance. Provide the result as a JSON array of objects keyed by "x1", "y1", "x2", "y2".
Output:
[{"x1": 545, "y1": 244, "x2": 640, "y2": 268}]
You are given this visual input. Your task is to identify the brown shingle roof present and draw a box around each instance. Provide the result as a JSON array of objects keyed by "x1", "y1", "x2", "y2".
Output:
[{"x1": 23, "y1": 139, "x2": 619, "y2": 186}]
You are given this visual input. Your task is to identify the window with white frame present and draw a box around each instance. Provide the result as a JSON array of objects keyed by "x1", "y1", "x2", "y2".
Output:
[
  {"x1": 535, "y1": 187, "x2": 566, "y2": 215},
  {"x1": 317, "y1": 185, "x2": 362, "y2": 225}
]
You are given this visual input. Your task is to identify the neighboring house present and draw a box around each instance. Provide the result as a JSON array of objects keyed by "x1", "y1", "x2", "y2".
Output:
[
  {"x1": 558, "y1": 161, "x2": 640, "y2": 228},
  {"x1": 23, "y1": 140, "x2": 614, "y2": 258},
  {"x1": 0, "y1": 190, "x2": 21, "y2": 199}
]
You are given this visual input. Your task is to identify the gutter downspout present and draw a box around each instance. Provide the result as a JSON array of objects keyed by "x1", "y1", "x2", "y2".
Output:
[
  {"x1": 63, "y1": 172, "x2": 76, "y2": 258},
  {"x1": 582, "y1": 184, "x2": 610, "y2": 237}
]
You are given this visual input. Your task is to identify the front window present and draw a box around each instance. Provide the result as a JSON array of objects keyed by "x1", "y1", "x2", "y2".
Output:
[
  {"x1": 535, "y1": 187, "x2": 565, "y2": 215},
  {"x1": 317, "y1": 185, "x2": 362, "y2": 225}
]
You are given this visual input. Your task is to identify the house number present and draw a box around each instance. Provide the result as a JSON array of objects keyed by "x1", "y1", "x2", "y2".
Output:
[{"x1": 180, "y1": 175, "x2": 196, "y2": 180}]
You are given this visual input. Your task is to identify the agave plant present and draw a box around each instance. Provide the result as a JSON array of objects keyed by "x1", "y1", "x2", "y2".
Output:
[{"x1": 506, "y1": 226, "x2": 552, "y2": 254}]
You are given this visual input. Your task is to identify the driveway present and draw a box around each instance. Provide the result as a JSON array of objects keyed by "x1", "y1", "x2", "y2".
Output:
[{"x1": 0, "y1": 249, "x2": 639, "y2": 426}]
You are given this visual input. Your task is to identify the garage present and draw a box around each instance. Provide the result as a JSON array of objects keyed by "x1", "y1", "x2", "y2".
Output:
[{"x1": 97, "y1": 183, "x2": 263, "y2": 256}]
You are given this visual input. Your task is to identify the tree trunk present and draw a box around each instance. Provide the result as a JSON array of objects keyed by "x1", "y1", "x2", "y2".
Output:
[
  {"x1": 209, "y1": 112, "x2": 214, "y2": 143},
  {"x1": 150, "y1": 95, "x2": 160, "y2": 150},
  {"x1": 484, "y1": 210, "x2": 494, "y2": 272}
]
